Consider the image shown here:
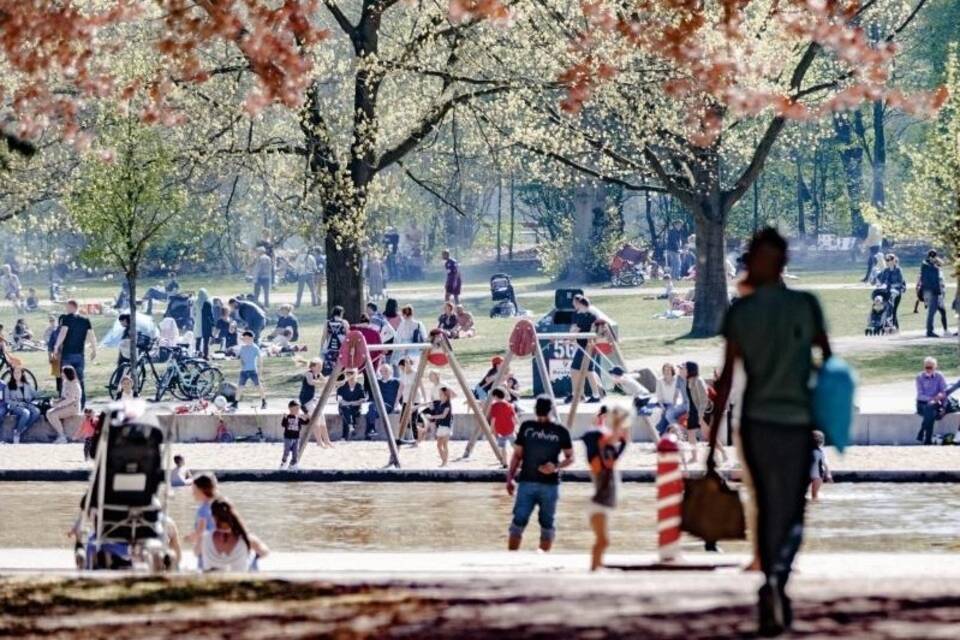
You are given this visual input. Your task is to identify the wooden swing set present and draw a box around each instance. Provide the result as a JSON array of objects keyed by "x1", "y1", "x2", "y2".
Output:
[{"x1": 296, "y1": 328, "x2": 506, "y2": 468}]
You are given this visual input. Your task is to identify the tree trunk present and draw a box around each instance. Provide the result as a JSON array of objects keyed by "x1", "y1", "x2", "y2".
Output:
[
  {"x1": 833, "y1": 113, "x2": 866, "y2": 237},
  {"x1": 871, "y1": 99, "x2": 886, "y2": 209},
  {"x1": 324, "y1": 219, "x2": 364, "y2": 322},
  {"x1": 690, "y1": 204, "x2": 729, "y2": 337},
  {"x1": 127, "y1": 273, "x2": 139, "y2": 397},
  {"x1": 644, "y1": 191, "x2": 660, "y2": 256},
  {"x1": 796, "y1": 157, "x2": 806, "y2": 238}
]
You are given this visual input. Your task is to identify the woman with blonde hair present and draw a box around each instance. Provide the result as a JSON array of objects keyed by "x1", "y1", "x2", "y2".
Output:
[{"x1": 583, "y1": 406, "x2": 630, "y2": 571}]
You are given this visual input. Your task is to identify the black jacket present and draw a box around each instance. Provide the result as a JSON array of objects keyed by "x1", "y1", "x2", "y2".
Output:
[{"x1": 920, "y1": 260, "x2": 941, "y2": 295}]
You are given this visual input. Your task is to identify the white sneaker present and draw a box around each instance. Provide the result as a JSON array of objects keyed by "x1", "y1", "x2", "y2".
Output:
[
  {"x1": 12, "y1": 433, "x2": 20, "y2": 445},
  {"x1": 289, "y1": 463, "x2": 299, "y2": 471},
  {"x1": 54, "y1": 435, "x2": 68, "y2": 444},
  {"x1": 279, "y1": 461, "x2": 288, "y2": 469}
]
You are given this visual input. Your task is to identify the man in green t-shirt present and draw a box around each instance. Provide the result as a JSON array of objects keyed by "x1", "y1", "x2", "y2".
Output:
[{"x1": 710, "y1": 228, "x2": 832, "y2": 638}]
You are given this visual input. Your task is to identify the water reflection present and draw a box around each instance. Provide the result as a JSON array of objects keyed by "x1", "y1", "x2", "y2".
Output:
[{"x1": 0, "y1": 482, "x2": 957, "y2": 553}]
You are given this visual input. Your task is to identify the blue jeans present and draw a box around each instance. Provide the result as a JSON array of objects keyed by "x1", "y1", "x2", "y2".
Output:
[
  {"x1": 925, "y1": 291, "x2": 941, "y2": 335},
  {"x1": 655, "y1": 403, "x2": 675, "y2": 434},
  {"x1": 340, "y1": 406, "x2": 360, "y2": 440},
  {"x1": 253, "y1": 277, "x2": 271, "y2": 308},
  {"x1": 510, "y1": 481, "x2": 560, "y2": 542},
  {"x1": 61, "y1": 352, "x2": 86, "y2": 408},
  {"x1": 5, "y1": 403, "x2": 41, "y2": 438},
  {"x1": 916, "y1": 400, "x2": 940, "y2": 444}
]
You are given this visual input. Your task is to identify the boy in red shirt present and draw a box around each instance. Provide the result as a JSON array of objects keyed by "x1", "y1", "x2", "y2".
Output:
[{"x1": 489, "y1": 387, "x2": 518, "y2": 466}]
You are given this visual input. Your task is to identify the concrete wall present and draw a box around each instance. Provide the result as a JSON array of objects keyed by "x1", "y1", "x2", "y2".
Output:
[{"x1": 5, "y1": 409, "x2": 960, "y2": 445}]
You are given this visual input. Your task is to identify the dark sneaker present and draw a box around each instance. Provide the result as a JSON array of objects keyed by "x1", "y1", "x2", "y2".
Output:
[
  {"x1": 563, "y1": 396, "x2": 574, "y2": 405},
  {"x1": 586, "y1": 396, "x2": 601, "y2": 403},
  {"x1": 260, "y1": 399, "x2": 268, "y2": 410},
  {"x1": 927, "y1": 332, "x2": 941, "y2": 338},
  {"x1": 757, "y1": 582, "x2": 787, "y2": 637}
]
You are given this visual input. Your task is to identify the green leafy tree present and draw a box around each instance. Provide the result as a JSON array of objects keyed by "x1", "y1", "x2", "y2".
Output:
[{"x1": 66, "y1": 116, "x2": 191, "y2": 393}]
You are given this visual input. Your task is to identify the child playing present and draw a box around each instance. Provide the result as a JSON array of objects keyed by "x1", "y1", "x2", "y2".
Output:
[
  {"x1": 184, "y1": 472, "x2": 218, "y2": 569},
  {"x1": 336, "y1": 368, "x2": 366, "y2": 441},
  {"x1": 300, "y1": 358, "x2": 333, "y2": 447},
  {"x1": 423, "y1": 385, "x2": 454, "y2": 466},
  {"x1": 810, "y1": 430, "x2": 833, "y2": 500},
  {"x1": 237, "y1": 331, "x2": 267, "y2": 410},
  {"x1": 489, "y1": 387, "x2": 518, "y2": 466},
  {"x1": 79, "y1": 408, "x2": 98, "y2": 461},
  {"x1": 171, "y1": 454, "x2": 193, "y2": 487},
  {"x1": 583, "y1": 406, "x2": 630, "y2": 571},
  {"x1": 280, "y1": 400, "x2": 309, "y2": 469}
]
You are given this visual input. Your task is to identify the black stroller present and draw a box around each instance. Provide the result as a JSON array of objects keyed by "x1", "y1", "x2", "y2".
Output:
[
  {"x1": 74, "y1": 402, "x2": 176, "y2": 571},
  {"x1": 164, "y1": 293, "x2": 194, "y2": 331},
  {"x1": 865, "y1": 287, "x2": 898, "y2": 336},
  {"x1": 489, "y1": 273, "x2": 519, "y2": 318}
]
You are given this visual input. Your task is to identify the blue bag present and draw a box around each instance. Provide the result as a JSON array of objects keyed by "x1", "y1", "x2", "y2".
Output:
[{"x1": 812, "y1": 357, "x2": 857, "y2": 453}]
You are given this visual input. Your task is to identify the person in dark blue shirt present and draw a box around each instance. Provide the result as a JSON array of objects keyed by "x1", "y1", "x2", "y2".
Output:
[
  {"x1": 919, "y1": 250, "x2": 945, "y2": 337},
  {"x1": 269, "y1": 304, "x2": 300, "y2": 342},
  {"x1": 228, "y1": 297, "x2": 266, "y2": 344},
  {"x1": 337, "y1": 369, "x2": 366, "y2": 441},
  {"x1": 365, "y1": 364, "x2": 401, "y2": 440}
]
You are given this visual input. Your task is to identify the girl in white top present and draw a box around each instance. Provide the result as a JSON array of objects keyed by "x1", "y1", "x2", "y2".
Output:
[
  {"x1": 158, "y1": 317, "x2": 180, "y2": 348},
  {"x1": 47, "y1": 364, "x2": 82, "y2": 443},
  {"x1": 395, "y1": 304, "x2": 427, "y2": 362},
  {"x1": 200, "y1": 497, "x2": 269, "y2": 572},
  {"x1": 654, "y1": 363, "x2": 680, "y2": 434}
]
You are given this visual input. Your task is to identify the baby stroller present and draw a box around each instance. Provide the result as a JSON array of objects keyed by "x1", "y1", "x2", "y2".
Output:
[
  {"x1": 865, "y1": 288, "x2": 897, "y2": 336},
  {"x1": 164, "y1": 293, "x2": 194, "y2": 332},
  {"x1": 610, "y1": 244, "x2": 647, "y2": 287},
  {"x1": 74, "y1": 401, "x2": 176, "y2": 571},
  {"x1": 490, "y1": 273, "x2": 519, "y2": 318}
]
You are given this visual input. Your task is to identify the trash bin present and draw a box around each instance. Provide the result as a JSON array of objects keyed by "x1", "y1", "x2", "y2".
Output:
[{"x1": 532, "y1": 289, "x2": 621, "y2": 398}]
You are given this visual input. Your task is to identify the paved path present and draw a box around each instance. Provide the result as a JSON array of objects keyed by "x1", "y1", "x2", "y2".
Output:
[
  {"x1": 1, "y1": 442, "x2": 956, "y2": 472},
  {"x1": 2, "y1": 552, "x2": 960, "y2": 638}
]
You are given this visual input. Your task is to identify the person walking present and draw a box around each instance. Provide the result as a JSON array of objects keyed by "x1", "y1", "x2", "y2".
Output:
[
  {"x1": 664, "y1": 220, "x2": 686, "y2": 279},
  {"x1": 709, "y1": 228, "x2": 832, "y2": 637},
  {"x1": 237, "y1": 331, "x2": 267, "y2": 410},
  {"x1": 505, "y1": 396, "x2": 574, "y2": 552},
  {"x1": 195, "y1": 288, "x2": 215, "y2": 359},
  {"x1": 295, "y1": 248, "x2": 319, "y2": 308},
  {"x1": 367, "y1": 253, "x2": 386, "y2": 301},
  {"x1": 919, "y1": 250, "x2": 944, "y2": 337},
  {"x1": 251, "y1": 247, "x2": 273, "y2": 308},
  {"x1": 53, "y1": 300, "x2": 96, "y2": 409},
  {"x1": 876, "y1": 254, "x2": 906, "y2": 329},
  {"x1": 861, "y1": 222, "x2": 883, "y2": 283},
  {"x1": 915, "y1": 356, "x2": 947, "y2": 445},
  {"x1": 441, "y1": 249, "x2": 462, "y2": 305}
]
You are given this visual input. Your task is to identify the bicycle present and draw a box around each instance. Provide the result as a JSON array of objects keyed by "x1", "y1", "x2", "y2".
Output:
[
  {"x1": 0, "y1": 347, "x2": 38, "y2": 389},
  {"x1": 107, "y1": 340, "x2": 223, "y2": 402}
]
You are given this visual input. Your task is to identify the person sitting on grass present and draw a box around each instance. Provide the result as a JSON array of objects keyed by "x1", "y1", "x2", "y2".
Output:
[
  {"x1": 237, "y1": 331, "x2": 267, "y2": 410},
  {"x1": 280, "y1": 400, "x2": 309, "y2": 470},
  {"x1": 12, "y1": 318, "x2": 40, "y2": 351},
  {"x1": 455, "y1": 305, "x2": 477, "y2": 338},
  {"x1": 437, "y1": 301, "x2": 460, "y2": 337},
  {"x1": 25, "y1": 288, "x2": 39, "y2": 312},
  {"x1": 267, "y1": 304, "x2": 300, "y2": 343}
]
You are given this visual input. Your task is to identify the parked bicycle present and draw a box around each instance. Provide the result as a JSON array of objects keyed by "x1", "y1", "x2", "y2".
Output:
[
  {"x1": 106, "y1": 340, "x2": 223, "y2": 402},
  {"x1": 0, "y1": 347, "x2": 38, "y2": 389}
]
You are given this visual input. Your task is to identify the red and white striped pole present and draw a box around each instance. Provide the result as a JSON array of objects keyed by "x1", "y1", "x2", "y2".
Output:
[{"x1": 656, "y1": 434, "x2": 684, "y2": 562}]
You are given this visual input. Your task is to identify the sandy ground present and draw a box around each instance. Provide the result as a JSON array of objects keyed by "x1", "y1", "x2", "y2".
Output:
[
  {"x1": 0, "y1": 441, "x2": 957, "y2": 472},
  {"x1": 2, "y1": 552, "x2": 960, "y2": 638}
]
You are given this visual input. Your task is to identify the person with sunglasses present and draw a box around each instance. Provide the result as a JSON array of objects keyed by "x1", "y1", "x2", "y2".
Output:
[
  {"x1": 876, "y1": 253, "x2": 906, "y2": 329},
  {"x1": 916, "y1": 357, "x2": 947, "y2": 445}
]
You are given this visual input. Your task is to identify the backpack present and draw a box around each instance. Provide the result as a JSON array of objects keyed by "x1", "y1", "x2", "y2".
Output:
[{"x1": 812, "y1": 357, "x2": 857, "y2": 453}]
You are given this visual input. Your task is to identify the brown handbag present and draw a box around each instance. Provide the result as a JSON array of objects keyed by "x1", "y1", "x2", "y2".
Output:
[{"x1": 681, "y1": 468, "x2": 746, "y2": 543}]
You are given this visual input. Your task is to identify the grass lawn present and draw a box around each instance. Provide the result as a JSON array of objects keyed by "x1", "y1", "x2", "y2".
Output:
[{"x1": 2, "y1": 264, "x2": 955, "y2": 401}]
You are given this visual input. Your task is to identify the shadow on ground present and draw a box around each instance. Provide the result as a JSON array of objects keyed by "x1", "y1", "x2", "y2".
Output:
[{"x1": 2, "y1": 576, "x2": 959, "y2": 638}]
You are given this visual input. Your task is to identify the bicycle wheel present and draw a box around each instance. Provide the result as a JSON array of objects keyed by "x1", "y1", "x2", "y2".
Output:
[
  {"x1": 106, "y1": 362, "x2": 146, "y2": 399},
  {"x1": 1, "y1": 366, "x2": 38, "y2": 390},
  {"x1": 192, "y1": 367, "x2": 224, "y2": 400}
]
